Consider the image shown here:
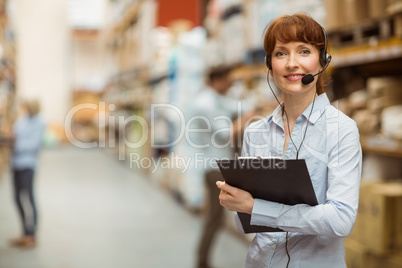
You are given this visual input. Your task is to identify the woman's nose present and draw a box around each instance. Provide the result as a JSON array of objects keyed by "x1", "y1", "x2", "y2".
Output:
[{"x1": 286, "y1": 54, "x2": 299, "y2": 69}]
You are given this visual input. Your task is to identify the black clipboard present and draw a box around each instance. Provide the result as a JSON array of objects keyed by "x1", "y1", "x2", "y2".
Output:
[{"x1": 216, "y1": 158, "x2": 318, "y2": 233}]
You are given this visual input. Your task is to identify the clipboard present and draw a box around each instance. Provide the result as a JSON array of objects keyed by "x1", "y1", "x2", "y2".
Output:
[{"x1": 216, "y1": 158, "x2": 318, "y2": 233}]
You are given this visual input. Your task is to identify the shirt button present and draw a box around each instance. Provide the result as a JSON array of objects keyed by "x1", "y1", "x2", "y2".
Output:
[{"x1": 271, "y1": 244, "x2": 277, "y2": 249}]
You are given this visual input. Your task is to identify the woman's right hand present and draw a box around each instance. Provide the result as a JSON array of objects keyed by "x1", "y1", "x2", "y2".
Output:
[{"x1": 216, "y1": 181, "x2": 254, "y2": 215}]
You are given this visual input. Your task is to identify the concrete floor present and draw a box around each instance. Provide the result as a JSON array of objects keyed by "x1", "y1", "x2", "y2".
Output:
[{"x1": 0, "y1": 146, "x2": 249, "y2": 268}]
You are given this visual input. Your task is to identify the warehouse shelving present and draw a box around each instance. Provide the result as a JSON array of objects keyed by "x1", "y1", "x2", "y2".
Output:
[
  {"x1": 327, "y1": 4, "x2": 402, "y2": 266},
  {"x1": 361, "y1": 137, "x2": 402, "y2": 158},
  {"x1": 330, "y1": 38, "x2": 402, "y2": 70},
  {"x1": 102, "y1": 0, "x2": 157, "y2": 166},
  {"x1": 0, "y1": 0, "x2": 16, "y2": 177},
  {"x1": 326, "y1": 8, "x2": 402, "y2": 161}
]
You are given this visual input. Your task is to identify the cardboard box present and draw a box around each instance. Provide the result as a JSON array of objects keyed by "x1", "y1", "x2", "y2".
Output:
[
  {"x1": 349, "y1": 183, "x2": 369, "y2": 244},
  {"x1": 367, "y1": 76, "x2": 402, "y2": 98},
  {"x1": 388, "y1": 0, "x2": 402, "y2": 14},
  {"x1": 351, "y1": 109, "x2": 380, "y2": 135},
  {"x1": 382, "y1": 105, "x2": 402, "y2": 140},
  {"x1": 395, "y1": 14, "x2": 402, "y2": 38},
  {"x1": 396, "y1": 197, "x2": 402, "y2": 252},
  {"x1": 386, "y1": 255, "x2": 402, "y2": 268},
  {"x1": 368, "y1": 0, "x2": 388, "y2": 18},
  {"x1": 361, "y1": 155, "x2": 402, "y2": 182},
  {"x1": 366, "y1": 188, "x2": 396, "y2": 254},
  {"x1": 367, "y1": 96, "x2": 402, "y2": 113},
  {"x1": 367, "y1": 253, "x2": 388, "y2": 268},
  {"x1": 350, "y1": 182, "x2": 402, "y2": 254},
  {"x1": 345, "y1": 238, "x2": 388, "y2": 268},
  {"x1": 324, "y1": 0, "x2": 344, "y2": 30},
  {"x1": 365, "y1": 182, "x2": 402, "y2": 255},
  {"x1": 345, "y1": 238, "x2": 369, "y2": 268},
  {"x1": 344, "y1": 0, "x2": 369, "y2": 26}
]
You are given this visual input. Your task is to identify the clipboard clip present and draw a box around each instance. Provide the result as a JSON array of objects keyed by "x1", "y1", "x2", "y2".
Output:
[{"x1": 242, "y1": 156, "x2": 262, "y2": 167}]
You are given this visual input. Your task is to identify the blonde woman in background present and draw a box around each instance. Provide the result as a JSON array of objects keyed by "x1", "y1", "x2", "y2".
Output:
[{"x1": 9, "y1": 99, "x2": 46, "y2": 248}]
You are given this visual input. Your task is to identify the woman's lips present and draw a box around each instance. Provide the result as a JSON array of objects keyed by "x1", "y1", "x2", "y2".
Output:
[{"x1": 285, "y1": 74, "x2": 305, "y2": 82}]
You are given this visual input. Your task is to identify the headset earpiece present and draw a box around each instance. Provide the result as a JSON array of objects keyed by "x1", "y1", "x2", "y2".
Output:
[
  {"x1": 319, "y1": 25, "x2": 331, "y2": 67},
  {"x1": 319, "y1": 51, "x2": 332, "y2": 67},
  {"x1": 265, "y1": 55, "x2": 272, "y2": 70},
  {"x1": 319, "y1": 51, "x2": 327, "y2": 67}
]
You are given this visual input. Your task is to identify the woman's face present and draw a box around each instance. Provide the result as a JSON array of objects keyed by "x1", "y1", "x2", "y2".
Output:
[{"x1": 271, "y1": 41, "x2": 321, "y2": 95}]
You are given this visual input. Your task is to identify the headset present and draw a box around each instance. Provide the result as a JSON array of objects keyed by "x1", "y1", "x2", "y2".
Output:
[{"x1": 265, "y1": 24, "x2": 332, "y2": 85}]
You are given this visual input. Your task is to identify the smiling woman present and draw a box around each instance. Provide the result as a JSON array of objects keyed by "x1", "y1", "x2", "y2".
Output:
[{"x1": 217, "y1": 13, "x2": 362, "y2": 268}]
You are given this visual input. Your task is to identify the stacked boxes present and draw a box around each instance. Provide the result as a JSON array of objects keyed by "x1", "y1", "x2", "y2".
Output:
[
  {"x1": 343, "y1": 0, "x2": 369, "y2": 26},
  {"x1": 344, "y1": 239, "x2": 386, "y2": 268},
  {"x1": 111, "y1": 0, "x2": 156, "y2": 72},
  {"x1": 346, "y1": 182, "x2": 402, "y2": 267},
  {"x1": 386, "y1": 255, "x2": 402, "y2": 268},
  {"x1": 367, "y1": 77, "x2": 402, "y2": 141},
  {"x1": 382, "y1": 105, "x2": 402, "y2": 141},
  {"x1": 282, "y1": 0, "x2": 326, "y2": 24},
  {"x1": 369, "y1": 0, "x2": 389, "y2": 18},
  {"x1": 325, "y1": 0, "x2": 401, "y2": 30},
  {"x1": 324, "y1": 0, "x2": 368, "y2": 29},
  {"x1": 397, "y1": 197, "x2": 402, "y2": 255},
  {"x1": 347, "y1": 77, "x2": 402, "y2": 137},
  {"x1": 366, "y1": 183, "x2": 402, "y2": 254},
  {"x1": 324, "y1": 0, "x2": 343, "y2": 30},
  {"x1": 367, "y1": 77, "x2": 402, "y2": 113}
]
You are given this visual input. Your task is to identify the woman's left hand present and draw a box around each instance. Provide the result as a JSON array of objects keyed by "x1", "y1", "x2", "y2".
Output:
[{"x1": 216, "y1": 181, "x2": 254, "y2": 214}]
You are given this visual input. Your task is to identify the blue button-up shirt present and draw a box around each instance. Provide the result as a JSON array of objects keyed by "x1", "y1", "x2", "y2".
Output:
[{"x1": 237, "y1": 93, "x2": 362, "y2": 268}]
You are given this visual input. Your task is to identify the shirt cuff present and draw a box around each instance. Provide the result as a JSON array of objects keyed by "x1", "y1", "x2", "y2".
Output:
[{"x1": 250, "y1": 198, "x2": 282, "y2": 227}]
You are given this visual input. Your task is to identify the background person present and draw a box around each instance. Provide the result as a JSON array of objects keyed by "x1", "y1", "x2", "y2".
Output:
[
  {"x1": 217, "y1": 13, "x2": 362, "y2": 267},
  {"x1": 9, "y1": 99, "x2": 46, "y2": 248},
  {"x1": 190, "y1": 66, "x2": 256, "y2": 268}
]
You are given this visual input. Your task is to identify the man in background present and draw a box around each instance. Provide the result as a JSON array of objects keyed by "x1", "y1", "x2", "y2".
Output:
[{"x1": 190, "y1": 66, "x2": 255, "y2": 268}]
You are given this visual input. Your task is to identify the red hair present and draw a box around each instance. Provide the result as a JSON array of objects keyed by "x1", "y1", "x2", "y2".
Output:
[{"x1": 264, "y1": 13, "x2": 327, "y2": 95}]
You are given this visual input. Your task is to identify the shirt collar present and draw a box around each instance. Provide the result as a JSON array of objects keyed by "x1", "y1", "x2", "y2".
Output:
[
  {"x1": 271, "y1": 104, "x2": 284, "y2": 125},
  {"x1": 271, "y1": 93, "x2": 330, "y2": 125},
  {"x1": 302, "y1": 93, "x2": 330, "y2": 124}
]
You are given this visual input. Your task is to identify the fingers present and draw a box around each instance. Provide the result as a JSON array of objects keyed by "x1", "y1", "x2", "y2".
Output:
[
  {"x1": 216, "y1": 181, "x2": 235, "y2": 194},
  {"x1": 218, "y1": 189, "x2": 233, "y2": 211},
  {"x1": 217, "y1": 181, "x2": 237, "y2": 209},
  {"x1": 216, "y1": 181, "x2": 226, "y2": 195},
  {"x1": 216, "y1": 181, "x2": 225, "y2": 188}
]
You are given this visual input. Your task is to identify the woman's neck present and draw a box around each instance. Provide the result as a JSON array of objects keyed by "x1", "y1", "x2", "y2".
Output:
[{"x1": 282, "y1": 90, "x2": 317, "y2": 122}]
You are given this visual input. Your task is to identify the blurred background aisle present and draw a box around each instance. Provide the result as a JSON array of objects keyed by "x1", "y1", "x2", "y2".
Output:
[
  {"x1": 0, "y1": 0, "x2": 401, "y2": 267},
  {"x1": 0, "y1": 146, "x2": 248, "y2": 268}
]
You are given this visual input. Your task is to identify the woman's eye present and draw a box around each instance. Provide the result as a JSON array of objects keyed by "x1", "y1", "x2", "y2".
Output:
[
  {"x1": 275, "y1": 51, "x2": 285, "y2": 57},
  {"x1": 301, "y1": 49, "x2": 310, "y2": 54}
]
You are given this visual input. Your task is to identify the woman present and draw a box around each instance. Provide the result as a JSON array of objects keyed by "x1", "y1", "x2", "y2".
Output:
[
  {"x1": 9, "y1": 99, "x2": 46, "y2": 248},
  {"x1": 217, "y1": 14, "x2": 362, "y2": 267}
]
